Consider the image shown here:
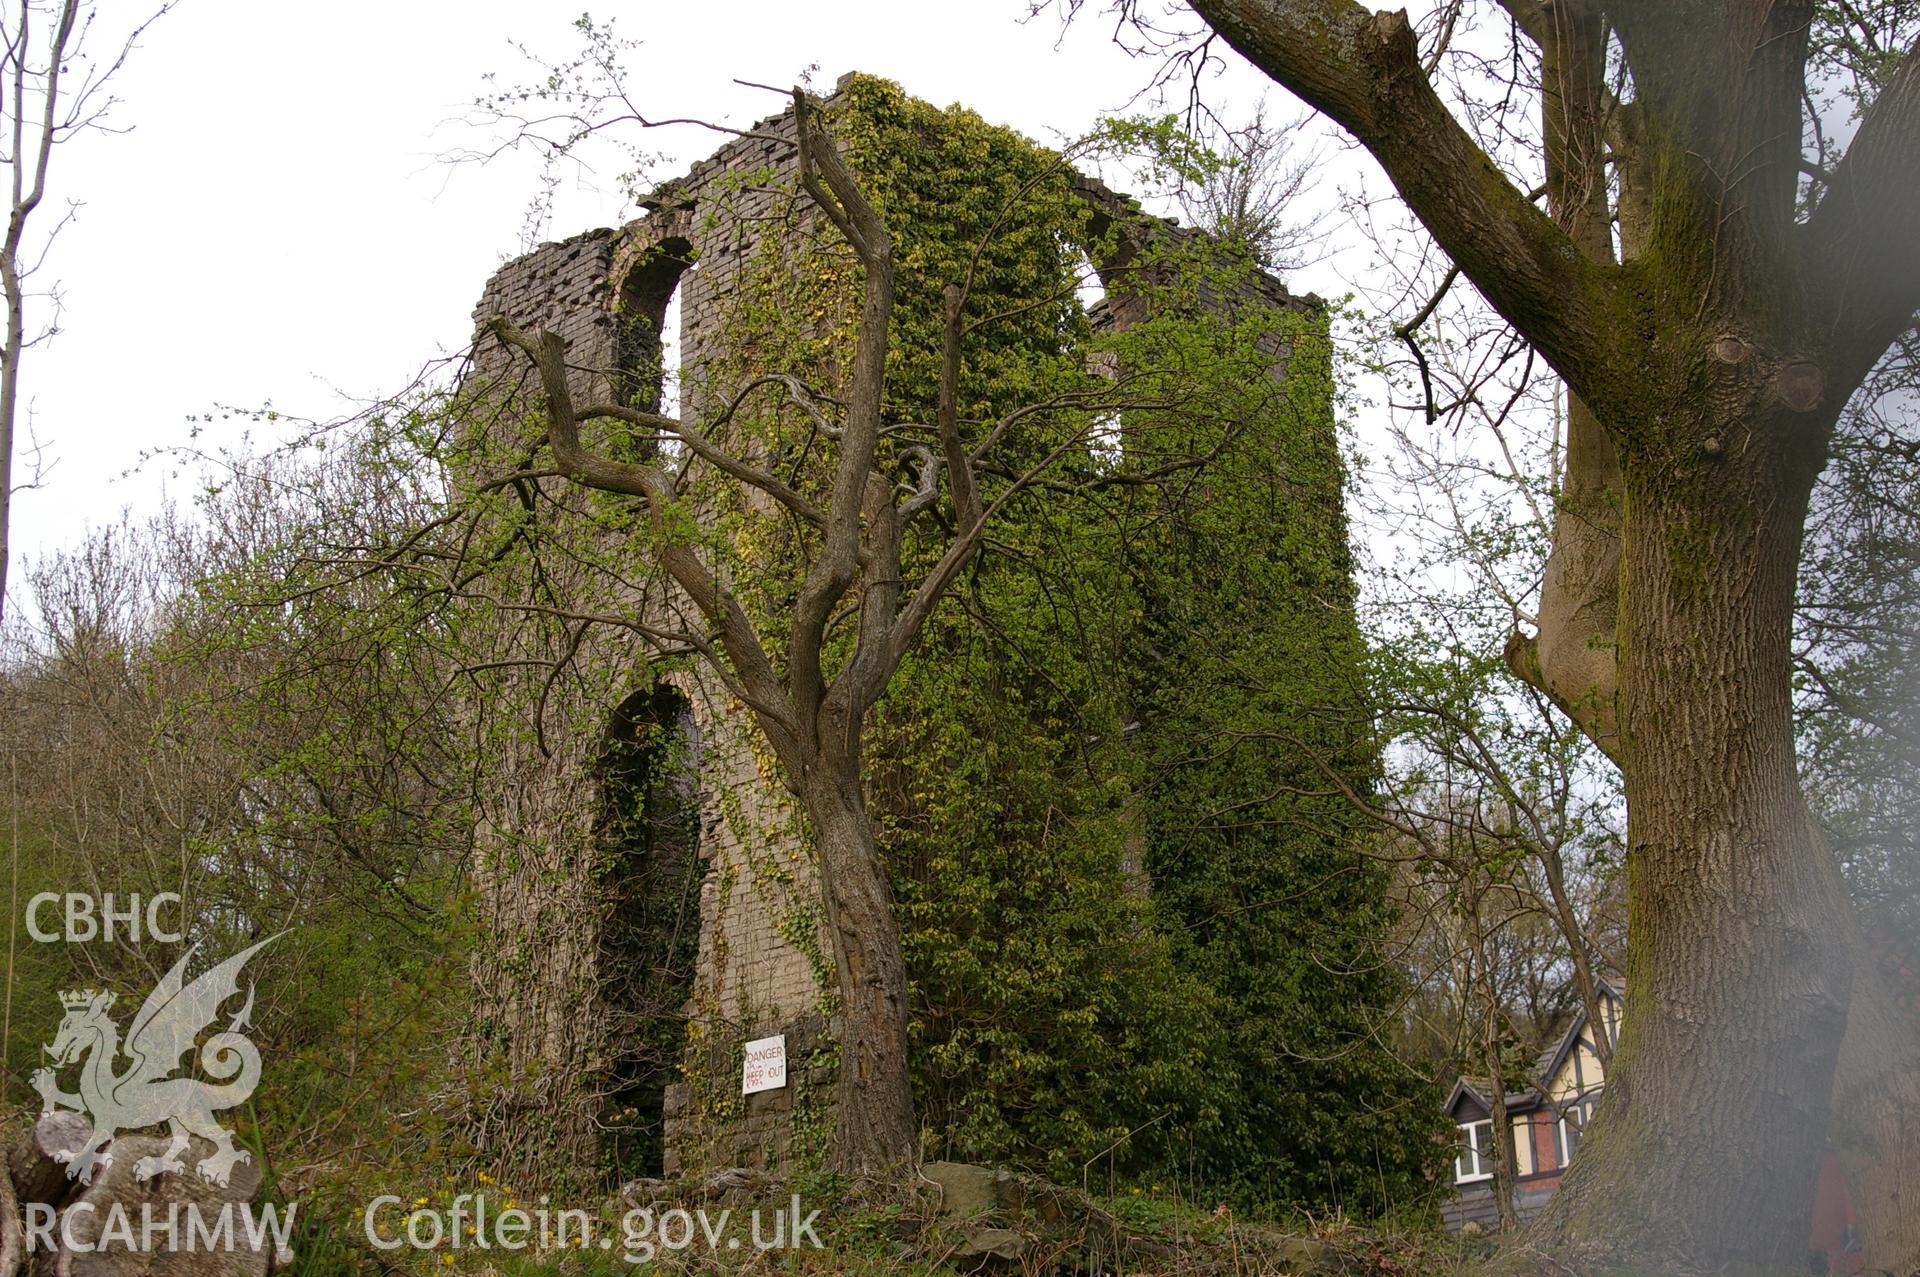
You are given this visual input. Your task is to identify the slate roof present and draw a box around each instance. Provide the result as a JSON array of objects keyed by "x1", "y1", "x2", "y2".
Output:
[{"x1": 1444, "y1": 979, "x2": 1622, "y2": 1121}]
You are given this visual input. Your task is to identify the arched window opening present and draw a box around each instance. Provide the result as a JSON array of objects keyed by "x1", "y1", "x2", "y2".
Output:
[
  {"x1": 1073, "y1": 249, "x2": 1125, "y2": 468},
  {"x1": 614, "y1": 238, "x2": 696, "y2": 449},
  {"x1": 1073, "y1": 247, "x2": 1110, "y2": 325}
]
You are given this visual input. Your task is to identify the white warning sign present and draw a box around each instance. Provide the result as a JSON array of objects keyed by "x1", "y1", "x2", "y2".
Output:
[{"x1": 742, "y1": 1034, "x2": 787, "y2": 1095}]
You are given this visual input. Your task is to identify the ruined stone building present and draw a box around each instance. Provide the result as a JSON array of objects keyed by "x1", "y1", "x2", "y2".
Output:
[{"x1": 458, "y1": 74, "x2": 1323, "y2": 1186}]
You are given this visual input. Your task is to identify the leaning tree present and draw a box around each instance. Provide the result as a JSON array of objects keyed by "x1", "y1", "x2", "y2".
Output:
[{"x1": 1115, "y1": 0, "x2": 1920, "y2": 1271}]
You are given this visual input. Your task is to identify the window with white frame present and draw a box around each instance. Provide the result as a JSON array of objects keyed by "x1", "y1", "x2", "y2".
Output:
[
  {"x1": 1557, "y1": 1101, "x2": 1592, "y2": 1165},
  {"x1": 1455, "y1": 1120, "x2": 1494, "y2": 1183}
]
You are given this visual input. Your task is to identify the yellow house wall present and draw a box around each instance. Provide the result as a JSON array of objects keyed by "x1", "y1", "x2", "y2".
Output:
[
  {"x1": 1511, "y1": 1114, "x2": 1535, "y2": 1175},
  {"x1": 1546, "y1": 995, "x2": 1621, "y2": 1101}
]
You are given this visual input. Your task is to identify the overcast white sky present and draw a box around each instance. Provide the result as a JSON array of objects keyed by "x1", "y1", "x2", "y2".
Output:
[{"x1": 12, "y1": 0, "x2": 1374, "y2": 571}]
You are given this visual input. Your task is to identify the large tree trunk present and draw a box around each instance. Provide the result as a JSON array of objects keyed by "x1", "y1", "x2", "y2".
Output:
[
  {"x1": 1172, "y1": 3, "x2": 1920, "y2": 1271},
  {"x1": 1528, "y1": 413, "x2": 1852, "y2": 1271},
  {"x1": 800, "y1": 760, "x2": 916, "y2": 1178}
]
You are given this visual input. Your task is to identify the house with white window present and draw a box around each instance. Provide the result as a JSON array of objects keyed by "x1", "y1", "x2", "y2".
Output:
[{"x1": 1442, "y1": 980, "x2": 1623, "y2": 1232}]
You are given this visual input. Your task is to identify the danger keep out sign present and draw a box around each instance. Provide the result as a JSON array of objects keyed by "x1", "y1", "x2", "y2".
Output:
[{"x1": 742, "y1": 1034, "x2": 787, "y2": 1095}]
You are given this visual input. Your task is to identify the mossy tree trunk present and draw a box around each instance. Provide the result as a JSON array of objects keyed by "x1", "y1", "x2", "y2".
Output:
[
  {"x1": 1186, "y1": 1, "x2": 1920, "y2": 1270},
  {"x1": 800, "y1": 761, "x2": 916, "y2": 1175},
  {"x1": 1528, "y1": 401, "x2": 1850, "y2": 1266}
]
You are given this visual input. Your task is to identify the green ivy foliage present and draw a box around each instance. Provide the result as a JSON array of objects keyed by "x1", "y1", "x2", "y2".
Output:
[
  {"x1": 448, "y1": 71, "x2": 1444, "y2": 1210},
  {"x1": 1115, "y1": 311, "x2": 1445, "y2": 1208},
  {"x1": 818, "y1": 78, "x2": 1446, "y2": 1208}
]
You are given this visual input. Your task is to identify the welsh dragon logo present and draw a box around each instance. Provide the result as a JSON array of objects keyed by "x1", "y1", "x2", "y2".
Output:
[{"x1": 31, "y1": 935, "x2": 279, "y2": 1186}]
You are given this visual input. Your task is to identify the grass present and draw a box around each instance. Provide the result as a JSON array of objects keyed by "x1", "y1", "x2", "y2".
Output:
[
  {"x1": 0, "y1": 1106, "x2": 1479, "y2": 1276},
  {"x1": 46, "y1": 1169, "x2": 1482, "y2": 1276}
]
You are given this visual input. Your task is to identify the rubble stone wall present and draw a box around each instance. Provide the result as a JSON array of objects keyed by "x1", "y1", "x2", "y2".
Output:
[{"x1": 462, "y1": 75, "x2": 1320, "y2": 1182}]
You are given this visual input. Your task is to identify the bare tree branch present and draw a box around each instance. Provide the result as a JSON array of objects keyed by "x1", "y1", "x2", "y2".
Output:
[
  {"x1": 1806, "y1": 40, "x2": 1920, "y2": 386},
  {"x1": 1189, "y1": 0, "x2": 1622, "y2": 411}
]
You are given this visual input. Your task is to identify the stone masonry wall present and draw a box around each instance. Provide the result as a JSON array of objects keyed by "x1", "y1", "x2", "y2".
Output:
[
  {"x1": 463, "y1": 95, "x2": 833, "y2": 1184},
  {"x1": 462, "y1": 74, "x2": 1320, "y2": 1184}
]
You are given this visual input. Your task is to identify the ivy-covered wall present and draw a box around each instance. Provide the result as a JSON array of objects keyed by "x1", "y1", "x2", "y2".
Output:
[
  {"x1": 462, "y1": 72, "x2": 1442, "y2": 1211},
  {"x1": 461, "y1": 116, "x2": 837, "y2": 1187}
]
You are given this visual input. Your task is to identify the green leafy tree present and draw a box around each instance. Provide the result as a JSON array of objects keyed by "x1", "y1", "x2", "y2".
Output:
[{"x1": 1070, "y1": 0, "x2": 1920, "y2": 1268}]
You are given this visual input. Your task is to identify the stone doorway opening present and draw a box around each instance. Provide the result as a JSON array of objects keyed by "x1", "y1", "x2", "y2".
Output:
[{"x1": 597, "y1": 682, "x2": 703, "y2": 1179}]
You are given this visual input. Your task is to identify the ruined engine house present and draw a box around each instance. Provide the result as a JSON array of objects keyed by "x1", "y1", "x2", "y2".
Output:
[{"x1": 459, "y1": 73, "x2": 1321, "y2": 1183}]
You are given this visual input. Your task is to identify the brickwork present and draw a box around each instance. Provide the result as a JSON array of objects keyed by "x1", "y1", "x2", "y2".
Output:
[
  {"x1": 461, "y1": 76, "x2": 1318, "y2": 1184},
  {"x1": 461, "y1": 97, "x2": 831, "y2": 1184}
]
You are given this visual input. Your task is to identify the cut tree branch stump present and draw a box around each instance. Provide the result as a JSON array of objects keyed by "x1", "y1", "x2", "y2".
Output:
[{"x1": 9, "y1": 1112, "x2": 90, "y2": 1208}]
